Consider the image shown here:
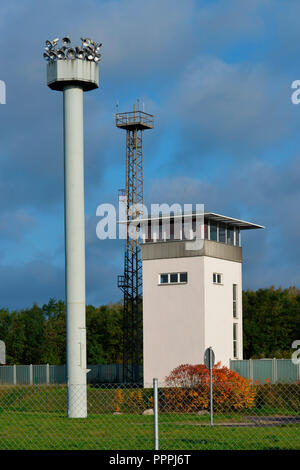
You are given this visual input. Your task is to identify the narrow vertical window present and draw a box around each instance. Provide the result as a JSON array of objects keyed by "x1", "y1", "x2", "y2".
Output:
[
  {"x1": 233, "y1": 284, "x2": 237, "y2": 318},
  {"x1": 219, "y1": 224, "x2": 226, "y2": 243},
  {"x1": 227, "y1": 226, "x2": 234, "y2": 245},
  {"x1": 233, "y1": 323, "x2": 238, "y2": 358},
  {"x1": 170, "y1": 219, "x2": 174, "y2": 240},
  {"x1": 159, "y1": 219, "x2": 163, "y2": 241},
  {"x1": 204, "y1": 222, "x2": 208, "y2": 239},
  {"x1": 235, "y1": 228, "x2": 240, "y2": 246},
  {"x1": 210, "y1": 223, "x2": 218, "y2": 241},
  {"x1": 146, "y1": 222, "x2": 151, "y2": 242}
]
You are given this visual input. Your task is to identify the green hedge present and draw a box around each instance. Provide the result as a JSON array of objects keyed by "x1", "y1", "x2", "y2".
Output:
[{"x1": 255, "y1": 383, "x2": 300, "y2": 411}]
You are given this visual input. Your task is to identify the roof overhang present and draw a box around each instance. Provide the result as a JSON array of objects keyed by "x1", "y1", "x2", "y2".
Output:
[{"x1": 118, "y1": 211, "x2": 264, "y2": 231}]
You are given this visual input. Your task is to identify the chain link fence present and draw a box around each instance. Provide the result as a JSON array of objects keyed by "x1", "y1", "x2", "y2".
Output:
[
  {"x1": 1, "y1": 361, "x2": 298, "y2": 386},
  {"x1": 0, "y1": 376, "x2": 299, "y2": 450}
]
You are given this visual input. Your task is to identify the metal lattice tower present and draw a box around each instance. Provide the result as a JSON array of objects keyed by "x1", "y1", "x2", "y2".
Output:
[{"x1": 116, "y1": 104, "x2": 153, "y2": 383}]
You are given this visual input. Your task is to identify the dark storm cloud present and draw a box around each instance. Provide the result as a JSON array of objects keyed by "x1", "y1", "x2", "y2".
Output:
[
  {"x1": 0, "y1": 210, "x2": 37, "y2": 242},
  {"x1": 0, "y1": 260, "x2": 65, "y2": 310},
  {"x1": 146, "y1": 153, "x2": 300, "y2": 290},
  {"x1": 85, "y1": 215, "x2": 123, "y2": 307},
  {"x1": 0, "y1": 0, "x2": 299, "y2": 308}
]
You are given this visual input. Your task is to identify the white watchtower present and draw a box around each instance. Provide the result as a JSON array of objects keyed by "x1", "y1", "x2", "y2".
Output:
[{"x1": 140, "y1": 211, "x2": 263, "y2": 385}]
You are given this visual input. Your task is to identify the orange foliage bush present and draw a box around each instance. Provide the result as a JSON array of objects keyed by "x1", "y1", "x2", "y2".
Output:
[
  {"x1": 126, "y1": 389, "x2": 144, "y2": 413},
  {"x1": 114, "y1": 388, "x2": 124, "y2": 412},
  {"x1": 163, "y1": 362, "x2": 256, "y2": 413}
]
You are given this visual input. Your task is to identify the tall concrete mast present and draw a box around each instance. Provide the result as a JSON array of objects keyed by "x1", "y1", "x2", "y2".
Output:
[{"x1": 44, "y1": 37, "x2": 101, "y2": 417}]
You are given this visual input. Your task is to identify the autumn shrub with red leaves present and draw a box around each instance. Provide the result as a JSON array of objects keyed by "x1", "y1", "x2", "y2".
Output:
[{"x1": 163, "y1": 362, "x2": 256, "y2": 413}]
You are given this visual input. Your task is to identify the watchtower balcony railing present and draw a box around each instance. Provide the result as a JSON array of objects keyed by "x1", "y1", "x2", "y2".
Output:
[{"x1": 115, "y1": 110, "x2": 154, "y2": 130}]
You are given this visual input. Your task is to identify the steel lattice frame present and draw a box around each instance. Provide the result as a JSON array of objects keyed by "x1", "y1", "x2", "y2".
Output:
[{"x1": 117, "y1": 108, "x2": 153, "y2": 383}]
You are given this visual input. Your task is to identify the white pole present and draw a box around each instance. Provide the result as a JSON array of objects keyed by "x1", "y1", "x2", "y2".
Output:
[
  {"x1": 63, "y1": 85, "x2": 87, "y2": 418},
  {"x1": 29, "y1": 364, "x2": 33, "y2": 385},
  {"x1": 153, "y1": 378, "x2": 159, "y2": 450},
  {"x1": 46, "y1": 363, "x2": 50, "y2": 385},
  {"x1": 249, "y1": 358, "x2": 253, "y2": 383},
  {"x1": 272, "y1": 358, "x2": 277, "y2": 384},
  {"x1": 209, "y1": 348, "x2": 213, "y2": 427}
]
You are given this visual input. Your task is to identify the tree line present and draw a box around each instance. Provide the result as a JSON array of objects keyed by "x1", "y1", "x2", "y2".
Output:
[{"x1": 0, "y1": 286, "x2": 299, "y2": 364}]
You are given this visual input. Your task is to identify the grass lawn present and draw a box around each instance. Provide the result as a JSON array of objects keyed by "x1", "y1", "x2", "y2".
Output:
[
  {"x1": 0, "y1": 385, "x2": 299, "y2": 450},
  {"x1": 0, "y1": 410, "x2": 299, "y2": 450}
]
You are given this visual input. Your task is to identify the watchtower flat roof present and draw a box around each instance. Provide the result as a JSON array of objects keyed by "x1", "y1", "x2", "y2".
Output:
[
  {"x1": 120, "y1": 211, "x2": 264, "y2": 230},
  {"x1": 203, "y1": 212, "x2": 264, "y2": 230}
]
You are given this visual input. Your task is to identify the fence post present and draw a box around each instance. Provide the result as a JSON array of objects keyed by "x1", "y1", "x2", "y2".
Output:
[
  {"x1": 249, "y1": 359, "x2": 253, "y2": 383},
  {"x1": 272, "y1": 358, "x2": 277, "y2": 384},
  {"x1": 29, "y1": 364, "x2": 33, "y2": 385},
  {"x1": 46, "y1": 364, "x2": 50, "y2": 385},
  {"x1": 13, "y1": 364, "x2": 17, "y2": 385},
  {"x1": 153, "y1": 378, "x2": 159, "y2": 451}
]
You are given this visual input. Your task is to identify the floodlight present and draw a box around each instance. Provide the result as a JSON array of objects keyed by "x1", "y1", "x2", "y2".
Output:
[
  {"x1": 66, "y1": 48, "x2": 76, "y2": 59},
  {"x1": 56, "y1": 49, "x2": 66, "y2": 60},
  {"x1": 43, "y1": 52, "x2": 51, "y2": 61},
  {"x1": 43, "y1": 36, "x2": 101, "y2": 64},
  {"x1": 86, "y1": 49, "x2": 94, "y2": 60},
  {"x1": 51, "y1": 38, "x2": 59, "y2": 47},
  {"x1": 62, "y1": 36, "x2": 71, "y2": 47},
  {"x1": 81, "y1": 37, "x2": 91, "y2": 47},
  {"x1": 45, "y1": 40, "x2": 53, "y2": 50},
  {"x1": 75, "y1": 47, "x2": 85, "y2": 59}
]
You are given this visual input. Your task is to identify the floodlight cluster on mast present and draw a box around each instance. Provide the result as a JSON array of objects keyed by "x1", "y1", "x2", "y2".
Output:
[{"x1": 43, "y1": 36, "x2": 102, "y2": 63}]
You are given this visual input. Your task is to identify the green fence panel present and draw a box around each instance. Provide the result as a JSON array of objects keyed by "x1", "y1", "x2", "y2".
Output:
[{"x1": 277, "y1": 359, "x2": 299, "y2": 383}]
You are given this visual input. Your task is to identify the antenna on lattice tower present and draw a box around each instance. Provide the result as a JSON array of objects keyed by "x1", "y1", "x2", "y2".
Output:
[{"x1": 116, "y1": 103, "x2": 154, "y2": 383}]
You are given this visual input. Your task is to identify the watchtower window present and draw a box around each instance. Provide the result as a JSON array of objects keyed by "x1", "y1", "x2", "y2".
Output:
[
  {"x1": 210, "y1": 223, "x2": 218, "y2": 241},
  {"x1": 159, "y1": 272, "x2": 188, "y2": 285},
  {"x1": 219, "y1": 224, "x2": 226, "y2": 243},
  {"x1": 204, "y1": 222, "x2": 208, "y2": 239},
  {"x1": 160, "y1": 274, "x2": 168, "y2": 284},
  {"x1": 236, "y1": 228, "x2": 240, "y2": 246},
  {"x1": 227, "y1": 226, "x2": 234, "y2": 245},
  {"x1": 213, "y1": 273, "x2": 223, "y2": 284}
]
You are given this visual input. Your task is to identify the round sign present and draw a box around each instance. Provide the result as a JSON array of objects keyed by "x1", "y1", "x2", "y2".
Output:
[{"x1": 204, "y1": 347, "x2": 215, "y2": 370}]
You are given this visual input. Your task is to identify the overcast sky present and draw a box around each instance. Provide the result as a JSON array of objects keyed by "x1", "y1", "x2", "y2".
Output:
[{"x1": 0, "y1": 0, "x2": 299, "y2": 310}]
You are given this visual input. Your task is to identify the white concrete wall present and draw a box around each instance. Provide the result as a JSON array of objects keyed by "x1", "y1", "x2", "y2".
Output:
[
  {"x1": 142, "y1": 256, "x2": 205, "y2": 386},
  {"x1": 142, "y1": 255, "x2": 243, "y2": 385},
  {"x1": 203, "y1": 257, "x2": 242, "y2": 367}
]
